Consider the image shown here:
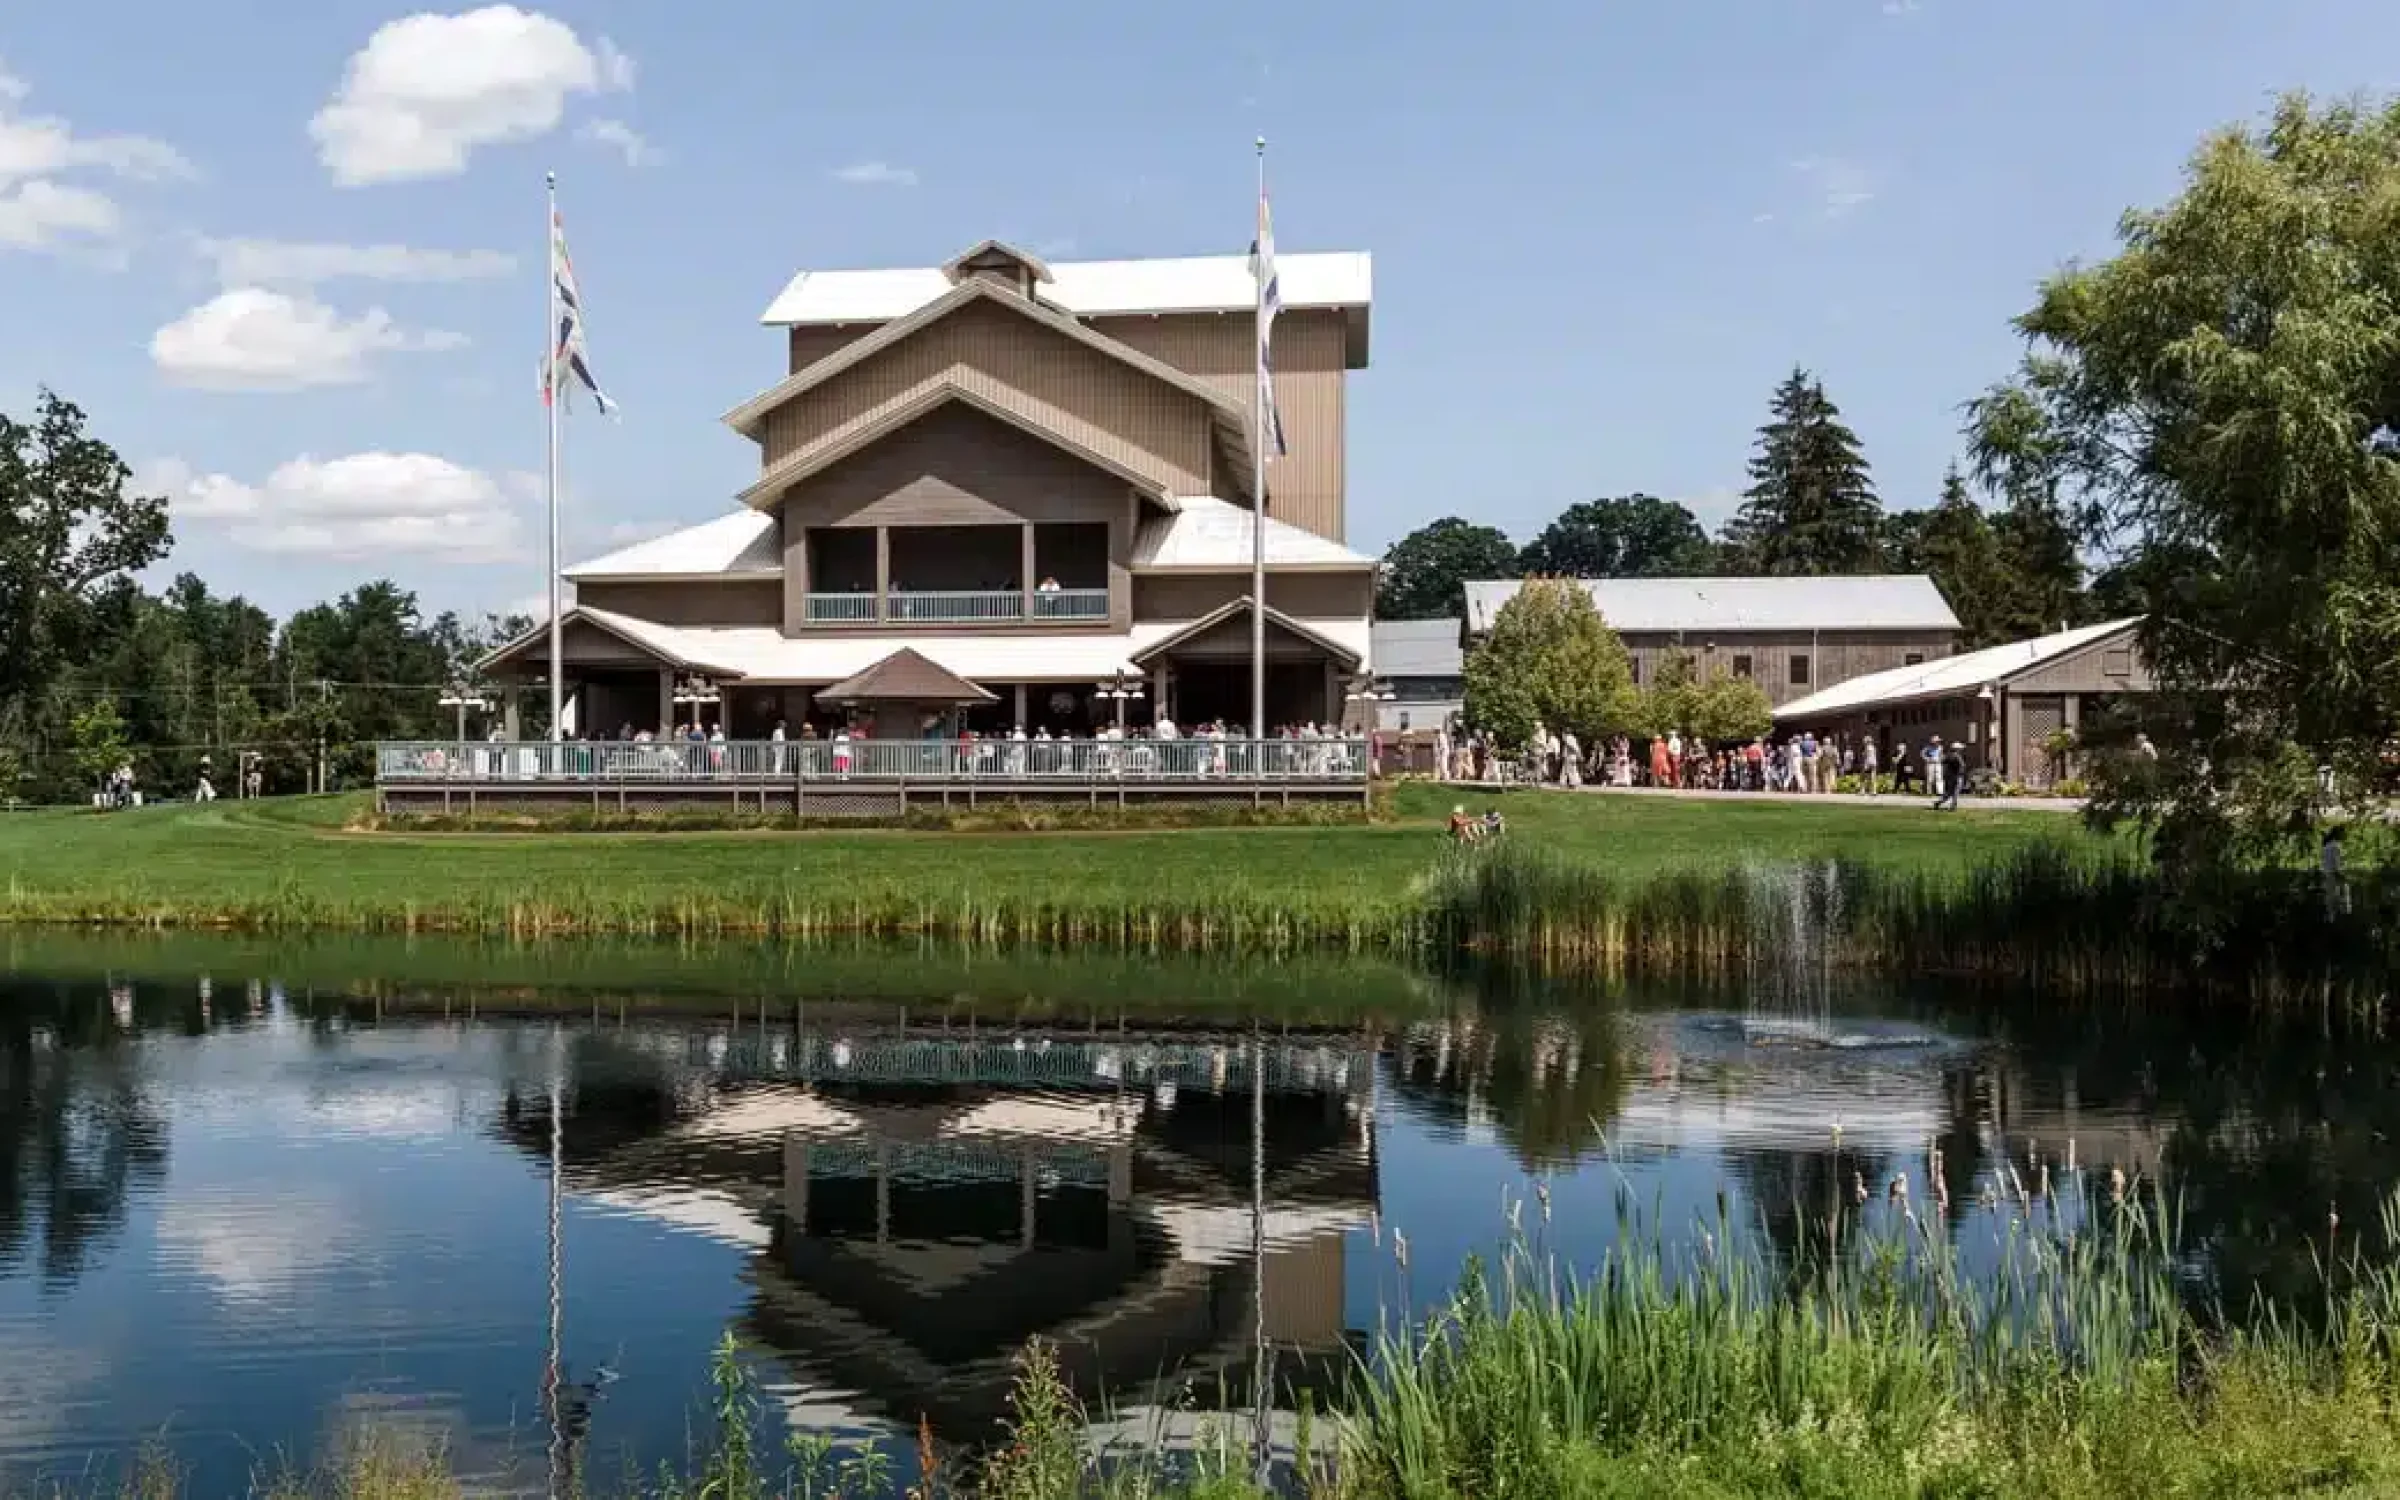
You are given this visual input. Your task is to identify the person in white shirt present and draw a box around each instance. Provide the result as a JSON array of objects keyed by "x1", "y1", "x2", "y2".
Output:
[{"x1": 770, "y1": 719, "x2": 787, "y2": 775}]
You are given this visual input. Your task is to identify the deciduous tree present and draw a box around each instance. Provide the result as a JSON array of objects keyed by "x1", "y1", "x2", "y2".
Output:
[
  {"x1": 1375, "y1": 518, "x2": 1518, "y2": 621},
  {"x1": 1462, "y1": 579, "x2": 1637, "y2": 748},
  {"x1": 1969, "y1": 92, "x2": 2400, "y2": 862},
  {"x1": 1520, "y1": 494, "x2": 1718, "y2": 578}
]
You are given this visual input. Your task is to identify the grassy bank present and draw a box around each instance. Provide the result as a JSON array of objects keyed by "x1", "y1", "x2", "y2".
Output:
[
  {"x1": 59, "y1": 1189, "x2": 2400, "y2": 1499},
  {"x1": 0, "y1": 783, "x2": 2077, "y2": 939},
  {"x1": 3, "y1": 786, "x2": 2386, "y2": 1008}
]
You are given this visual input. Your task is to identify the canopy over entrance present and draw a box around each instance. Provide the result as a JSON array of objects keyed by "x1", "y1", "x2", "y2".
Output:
[{"x1": 815, "y1": 648, "x2": 998, "y2": 739}]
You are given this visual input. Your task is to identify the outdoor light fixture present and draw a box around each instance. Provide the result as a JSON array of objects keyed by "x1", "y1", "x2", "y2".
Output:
[
  {"x1": 437, "y1": 684, "x2": 492, "y2": 742},
  {"x1": 1095, "y1": 670, "x2": 1147, "y2": 728},
  {"x1": 672, "y1": 675, "x2": 720, "y2": 730},
  {"x1": 1343, "y1": 677, "x2": 1398, "y2": 703}
]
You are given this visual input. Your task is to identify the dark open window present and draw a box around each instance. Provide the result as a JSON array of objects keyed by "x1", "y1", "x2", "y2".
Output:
[
  {"x1": 1789, "y1": 654, "x2": 1812, "y2": 687},
  {"x1": 1731, "y1": 654, "x2": 1753, "y2": 679}
]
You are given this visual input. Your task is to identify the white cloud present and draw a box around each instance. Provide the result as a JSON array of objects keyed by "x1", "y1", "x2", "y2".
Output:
[
  {"x1": 150, "y1": 288, "x2": 466, "y2": 391},
  {"x1": 0, "y1": 54, "x2": 193, "y2": 254},
  {"x1": 195, "y1": 236, "x2": 515, "y2": 288},
  {"x1": 140, "y1": 451, "x2": 527, "y2": 562},
  {"x1": 1882, "y1": 0, "x2": 1922, "y2": 14},
  {"x1": 831, "y1": 160, "x2": 917, "y2": 188},
  {"x1": 1791, "y1": 156, "x2": 1876, "y2": 219},
  {"x1": 578, "y1": 117, "x2": 658, "y2": 167},
  {"x1": 310, "y1": 7, "x2": 634, "y2": 186}
]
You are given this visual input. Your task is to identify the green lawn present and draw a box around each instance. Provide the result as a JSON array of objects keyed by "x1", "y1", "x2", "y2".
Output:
[{"x1": 0, "y1": 783, "x2": 2086, "y2": 935}]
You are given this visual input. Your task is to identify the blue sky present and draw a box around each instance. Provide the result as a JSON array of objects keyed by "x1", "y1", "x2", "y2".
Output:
[{"x1": 0, "y1": 0, "x2": 2385, "y2": 620}]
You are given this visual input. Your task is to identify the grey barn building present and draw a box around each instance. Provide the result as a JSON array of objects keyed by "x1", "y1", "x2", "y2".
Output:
[
  {"x1": 1366, "y1": 618, "x2": 1467, "y2": 732},
  {"x1": 1460, "y1": 575, "x2": 1964, "y2": 711}
]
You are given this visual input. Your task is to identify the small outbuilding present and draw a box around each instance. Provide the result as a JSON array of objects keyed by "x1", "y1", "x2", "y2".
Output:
[{"x1": 1772, "y1": 618, "x2": 2153, "y2": 788}]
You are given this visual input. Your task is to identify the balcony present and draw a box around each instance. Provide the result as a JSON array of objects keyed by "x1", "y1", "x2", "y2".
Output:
[{"x1": 801, "y1": 587, "x2": 1111, "y2": 626}]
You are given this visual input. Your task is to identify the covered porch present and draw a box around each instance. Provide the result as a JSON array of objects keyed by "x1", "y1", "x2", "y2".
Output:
[{"x1": 1130, "y1": 599, "x2": 1363, "y2": 732}]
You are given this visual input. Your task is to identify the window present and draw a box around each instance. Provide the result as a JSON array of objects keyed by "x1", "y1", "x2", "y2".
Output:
[
  {"x1": 1904, "y1": 653, "x2": 1925, "y2": 667},
  {"x1": 1731, "y1": 654, "x2": 1754, "y2": 679},
  {"x1": 1789, "y1": 654, "x2": 1812, "y2": 687},
  {"x1": 1630, "y1": 657, "x2": 1644, "y2": 685},
  {"x1": 2102, "y1": 648, "x2": 2133, "y2": 678}
]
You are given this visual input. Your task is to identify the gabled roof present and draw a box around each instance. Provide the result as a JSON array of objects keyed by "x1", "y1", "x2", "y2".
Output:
[
  {"x1": 477, "y1": 607, "x2": 726, "y2": 675},
  {"x1": 1129, "y1": 597, "x2": 1363, "y2": 669},
  {"x1": 563, "y1": 510, "x2": 783, "y2": 581},
  {"x1": 941, "y1": 239, "x2": 1053, "y2": 284},
  {"x1": 721, "y1": 277, "x2": 1255, "y2": 484},
  {"x1": 734, "y1": 383, "x2": 1177, "y2": 512},
  {"x1": 1462, "y1": 575, "x2": 1962, "y2": 635},
  {"x1": 815, "y1": 647, "x2": 999, "y2": 705},
  {"x1": 1370, "y1": 620, "x2": 1465, "y2": 678},
  {"x1": 1132, "y1": 496, "x2": 1375, "y2": 572},
  {"x1": 1774, "y1": 618, "x2": 2143, "y2": 720}
]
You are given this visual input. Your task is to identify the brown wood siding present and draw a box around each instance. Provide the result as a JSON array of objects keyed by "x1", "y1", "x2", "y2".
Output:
[
  {"x1": 1619, "y1": 629, "x2": 1960, "y2": 710},
  {"x1": 1134, "y1": 571, "x2": 1373, "y2": 622},
  {"x1": 757, "y1": 300, "x2": 1212, "y2": 498},
  {"x1": 787, "y1": 324, "x2": 880, "y2": 375},
  {"x1": 1091, "y1": 311, "x2": 1348, "y2": 543},
  {"x1": 779, "y1": 403, "x2": 1140, "y2": 528},
  {"x1": 575, "y1": 581, "x2": 783, "y2": 629},
  {"x1": 2005, "y1": 633, "x2": 2154, "y2": 694}
]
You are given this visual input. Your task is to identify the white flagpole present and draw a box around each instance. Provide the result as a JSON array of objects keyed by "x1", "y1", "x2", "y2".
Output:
[
  {"x1": 1250, "y1": 137, "x2": 1268, "y2": 745},
  {"x1": 545, "y1": 170, "x2": 565, "y2": 744}
]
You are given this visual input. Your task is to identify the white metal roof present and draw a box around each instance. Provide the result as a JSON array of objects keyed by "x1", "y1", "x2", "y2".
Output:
[
  {"x1": 563, "y1": 510, "x2": 782, "y2": 580},
  {"x1": 561, "y1": 498, "x2": 1369, "y2": 582},
  {"x1": 1133, "y1": 496, "x2": 1376, "y2": 571},
  {"x1": 1774, "y1": 618, "x2": 2142, "y2": 720},
  {"x1": 1370, "y1": 619, "x2": 1465, "y2": 678},
  {"x1": 761, "y1": 250, "x2": 1372, "y2": 326},
  {"x1": 565, "y1": 606, "x2": 1371, "y2": 684},
  {"x1": 1462, "y1": 575, "x2": 1962, "y2": 636}
]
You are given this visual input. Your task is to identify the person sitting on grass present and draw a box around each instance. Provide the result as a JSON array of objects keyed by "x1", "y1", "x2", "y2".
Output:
[
  {"x1": 1482, "y1": 808, "x2": 1506, "y2": 839},
  {"x1": 1448, "y1": 804, "x2": 1477, "y2": 843}
]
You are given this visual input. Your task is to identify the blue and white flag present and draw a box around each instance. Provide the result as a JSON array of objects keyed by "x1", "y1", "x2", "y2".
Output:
[
  {"x1": 1251, "y1": 185, "x2": 1288, "y2": 459},
  {"x1": 545, "y1": 208, "x2": 617, "y2": 416}
]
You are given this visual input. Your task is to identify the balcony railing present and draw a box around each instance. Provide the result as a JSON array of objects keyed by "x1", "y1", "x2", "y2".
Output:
[
  {"x1": 1032, "y1": 588, "x2": 1109, "y2": 621},
  {"x1": 888, "y1": 590, "x2": 1024, "y2": 623},
  {"x1": 801, "y1": 588, "x2": 1111, "y2": 625},
  {"x1": 378, "y1": 738, "x2": 1369, "y2": 785},
  {"x1": 804, "y1": 593, "x2": 876, "y2": 622}
]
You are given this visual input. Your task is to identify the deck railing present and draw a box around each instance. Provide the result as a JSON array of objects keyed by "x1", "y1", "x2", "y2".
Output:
[
  {"x1": 888, "y1": 590, "x2": 1023, "y2": 623},
  {"x1": 799, "y1": 589, "x2": 1111, "y2": 625},
  {"x1": 803, "y1": 593, "x2": 877, "y2": 623},
  {"x1": 377, "y1": 737, "x2": 1370, "y2": 784},
  {"x1": 1032, "y1": 588, "x2": 1109, "y2": 621}
]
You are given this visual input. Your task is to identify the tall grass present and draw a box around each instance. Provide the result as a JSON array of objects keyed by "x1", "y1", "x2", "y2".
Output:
[
  {"x1": 1345, "y1": 1182, "x2": 2400, "y2": 1498},
  {"x1": 4, "y1": 834, "x2": 2391, "y2": 1011}
]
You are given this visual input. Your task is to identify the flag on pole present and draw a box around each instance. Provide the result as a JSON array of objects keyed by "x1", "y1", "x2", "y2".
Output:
[
  {"x1": 545, "y1": 208, "x2": 617, "y2": 415},
  {"x1": 1250, "y1": 185, "x2": 1288, "y2": 459}
]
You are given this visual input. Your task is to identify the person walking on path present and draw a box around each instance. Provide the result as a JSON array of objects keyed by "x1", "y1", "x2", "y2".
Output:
[
  {"x1": 1935, "y1": 740, "x2": 1966, "y2": 811},
  {"x1": 1860, "y1": 738, "x2": 1880, "y2": 795}
]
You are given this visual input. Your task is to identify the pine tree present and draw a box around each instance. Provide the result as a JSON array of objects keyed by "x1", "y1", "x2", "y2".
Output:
[
  {"x1": 1723, "y1": 368, "x2": 1883, "y2": 575},
  {"x1": 1905, "y1": 465, "x2": 2011, "y2": 647},
  {"x1": 1988, "y1": 486, "x2": 2086, "y2": 638}
]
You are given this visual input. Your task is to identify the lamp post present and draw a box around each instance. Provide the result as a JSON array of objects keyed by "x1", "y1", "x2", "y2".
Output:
[
  {"x1": 1343, "y1": 676, "x2": 1397, "y2": 731},
  {"x1": 438, "y1": 685, "x2": 491, "y2": 744},
  {"x1": 1095, "y1": 670, "x2": 1147, "y2": 732},
  {"x1": 1978, "y1": 683, "x2": 1999, "y2": 778},
  {"x1": 672, "y1": 676, "x2": 718, "y2": 734}
]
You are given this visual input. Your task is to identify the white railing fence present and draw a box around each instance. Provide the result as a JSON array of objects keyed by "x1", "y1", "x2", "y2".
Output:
[{"x1": 376, "y1": 738, "x2": 1370, "y2": 784}]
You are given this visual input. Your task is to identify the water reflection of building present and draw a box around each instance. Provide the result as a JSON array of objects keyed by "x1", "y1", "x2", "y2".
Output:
[{"x1": 523, "y1": 1025, "x2": 1379, "y2": 1438}]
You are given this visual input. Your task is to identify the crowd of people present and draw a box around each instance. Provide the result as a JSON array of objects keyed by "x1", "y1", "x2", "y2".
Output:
[{"x1": 1430, "y1": 722, "x2": 1976, "y2": 804}]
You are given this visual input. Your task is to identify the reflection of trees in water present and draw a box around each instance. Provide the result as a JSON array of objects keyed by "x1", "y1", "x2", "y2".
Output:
[
  {"x1": 1386, "y1": 1007, "x2": 1631, "y2": 1170},
  {"x1": 0, "y1": 979, "x2": 172, "y2": 1284}
]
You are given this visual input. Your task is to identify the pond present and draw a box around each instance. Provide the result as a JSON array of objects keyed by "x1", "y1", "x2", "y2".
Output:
[{"x1": 0, "y1": 930, "x2": 2392, "y2": 1494}]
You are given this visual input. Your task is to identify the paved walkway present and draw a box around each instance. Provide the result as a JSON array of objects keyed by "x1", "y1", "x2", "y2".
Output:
[{"x1": 1433, "y1": 780, "x2": 2086, "y2": 814}]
